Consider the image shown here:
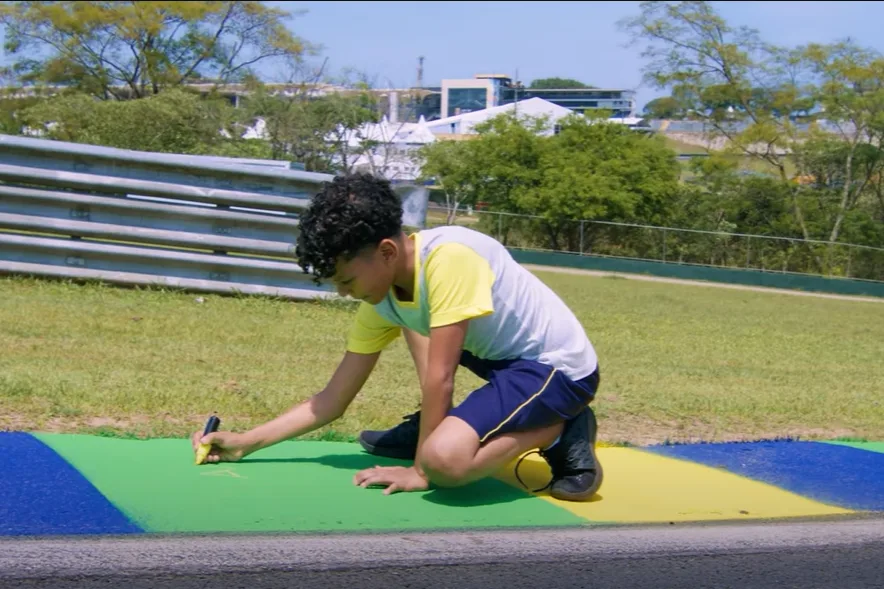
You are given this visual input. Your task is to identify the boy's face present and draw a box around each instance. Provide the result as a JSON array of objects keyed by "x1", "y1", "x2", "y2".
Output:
[{"x1": 332, "y1": 240, "x2": 398, "y2": 305}]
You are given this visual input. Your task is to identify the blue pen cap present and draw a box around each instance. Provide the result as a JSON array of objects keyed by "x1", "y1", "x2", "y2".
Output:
[{"x1": 203, "y1": 415, "x2": 221, "y2": 436}]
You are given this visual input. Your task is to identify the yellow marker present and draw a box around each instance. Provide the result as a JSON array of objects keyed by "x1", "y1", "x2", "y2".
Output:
[{"x1": 195, "y1": 414, "x2": 221, "y2": 465}]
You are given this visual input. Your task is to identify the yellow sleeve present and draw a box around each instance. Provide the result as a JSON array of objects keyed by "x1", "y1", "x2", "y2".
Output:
[
  {"x1": 425, "y1": 242, "x2": 495, "y2": 328},
  {"x1": 345, "y1": 302, "x2": 402, "y2": 354}
]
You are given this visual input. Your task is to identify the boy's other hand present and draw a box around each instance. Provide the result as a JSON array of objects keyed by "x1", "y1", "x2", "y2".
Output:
[
  {"x1": 353, "y1": 465, "x2": 429, "y2": 495},
  {"x1": 192, "y1": 430, "x2": 250, "y2": 464}
]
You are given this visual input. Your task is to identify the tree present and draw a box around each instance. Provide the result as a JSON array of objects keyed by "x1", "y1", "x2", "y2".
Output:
[
  {"x1": 521, "y1": 114, "x2": 681, "y2": 251},
  {"x1": 239, "y1": 64, "x2": 411, "y2": 175},
  {"x1": 469, "y1": 113, "x2": 551, "y2": 210},
  {"x1": 797, "y1": 43, "x2": 884, "y2": 244},
  {"x1": 619, "y1": 0, "x2": 884, "y2": 273},
  {"x1": 16, "y1": 87, "x2": 245, "y2": 154},
  {"x1": 0, "y1": 93, "x2": 40, "y2": 135},
  {"x1": 643, "y1": 96, "x2": 681, "y2": 118},
  {"x1": 619, "y1": 2, "x2": 810, "y2": 230},
  {"x1": 417, "y1": 139, "x2": 481, "y2": 224},
  {"x1": 241, "y1": 84, "x2": 380, "y2": 173},
  {"x1": 416, "y1": 112, "x2": 548, "y2": 244},
  {"x1": 0, "y1": 1, "x2": 314, "y2": 99},
  {"x1": 529, "y1": 77, "x2": 591, "y2": 89},
  {"x1": 418, "y1": 110, "x2": 682, "y2": 251}
]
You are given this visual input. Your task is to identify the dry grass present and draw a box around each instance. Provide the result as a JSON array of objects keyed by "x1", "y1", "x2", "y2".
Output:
[{"x1": 1, "y1": 270, "x2": 882, "y2": 445}]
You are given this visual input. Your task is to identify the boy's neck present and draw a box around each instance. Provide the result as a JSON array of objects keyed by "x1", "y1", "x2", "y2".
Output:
[{"x1": 392, "y1": 232, "x2": 416, "y2": 302}]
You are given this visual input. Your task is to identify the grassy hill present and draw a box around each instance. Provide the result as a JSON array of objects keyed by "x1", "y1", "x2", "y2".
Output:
[{"x1": 661, "y1": 132, "x2": 797, "y2": 180}]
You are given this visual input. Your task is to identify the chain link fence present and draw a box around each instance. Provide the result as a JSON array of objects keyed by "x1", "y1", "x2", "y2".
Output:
[{"x1": 425, "y1": 206, "x2": 884, "y2": 282}]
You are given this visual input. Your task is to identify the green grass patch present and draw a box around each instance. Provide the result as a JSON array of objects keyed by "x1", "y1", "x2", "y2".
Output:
[
  {"x1": 1, "y1": 272, "x2": 882, "y2": 445},
  {"x1": 664, "y1": 136, "x2": 711, "y2": 155},
  {"x1": 662, "y1": 134, "x2": 799, "y2": 182}
]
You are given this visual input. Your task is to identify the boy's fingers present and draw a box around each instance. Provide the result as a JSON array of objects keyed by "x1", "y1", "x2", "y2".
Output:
[{"x1": 200, "y1": 432, "x2": 221, "y2": 446}]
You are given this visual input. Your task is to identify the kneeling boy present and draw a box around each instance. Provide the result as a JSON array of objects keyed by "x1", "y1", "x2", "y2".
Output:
[{"x1": 192, "y1": 173, "x2": 603, "y2": 501}]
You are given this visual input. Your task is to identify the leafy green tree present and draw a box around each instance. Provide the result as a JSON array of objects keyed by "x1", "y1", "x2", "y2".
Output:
[
  {"x1": 467, "y1": 113, "x2": 549, "y2": 213},
  {"x1": 620, "y1": 0, "x2": 884, "y2": 273},
  {"x1": 797, "y1": 43, "x2": 884, "y2": 243},
  {"x1": 417, "y1": 111, "x2": 681, "y2": 251},
  {"x1": 240, "y1": 80, "x2": 380, "y2": 173},
  {"x1": 529, "y1": 77, "x2": 591, "y2": 89},
  {"x1": 522, "y1": 114, "x2": 681, "y2": 250},
  {"x1": 0, "y1": 94, "x2": 41, "y2": 134},
  {"x1": 17, "y1": 88, "x2": 241, "y2": 154},
  {"x1": 619, "y1": 1, "x2": 810, "y2": 230},
  {"x1": 643, "y1": 96, "x2": 681, "y2": 119},
  {"x1": 0, "y1": 1, "x2": 314, "y2": 99},
  {"x1": 417, "y1": 139, "x2": 482, "y2": 224}
]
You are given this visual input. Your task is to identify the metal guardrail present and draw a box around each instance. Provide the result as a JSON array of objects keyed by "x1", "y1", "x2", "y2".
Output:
[{"x1": 0, "y1": 134, "x2": 430, "y2": 299}]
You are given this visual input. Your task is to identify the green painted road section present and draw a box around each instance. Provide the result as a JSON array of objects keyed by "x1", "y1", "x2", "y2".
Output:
[
  {"x1": 823, "y1": 441, "x2": 884, "y2": 454},
  {"x1": 35, "y1": 434, "x2": 586, "y2": 533}
]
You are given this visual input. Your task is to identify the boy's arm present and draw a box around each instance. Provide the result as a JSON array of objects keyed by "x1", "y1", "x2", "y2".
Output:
[
  {"x1": 413, "y1": 319, "x2": 469, "y2": 477},
  {"x1": 240, "y1": 350, "x2": 381, "y2": 454},
  {"x1": 414, "y1": 242, "x2": 495, "y2": 474},
  {"x1": 237, "y1": 303, "x2": 401, "y2": 457}
]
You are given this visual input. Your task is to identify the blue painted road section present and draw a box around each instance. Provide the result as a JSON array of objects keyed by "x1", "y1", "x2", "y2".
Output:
[
  {"x1": 645, "y1": 440, "x2": 884, "y2": 511},
  {"x1": 0, "y1": 432, "x2": 143, "y2": 536}
]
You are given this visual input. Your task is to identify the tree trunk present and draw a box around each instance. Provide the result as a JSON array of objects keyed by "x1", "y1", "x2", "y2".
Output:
[
  {"x1": 778, "y1": 164, "x2": 812, "y2": 243},
  {"x1": 545, "y1": 221, "x2": 561, "y2": 251},
  {"x1": 445, "y1": 196, "x2": 460, "y2": 225},
  {"x1": 828, "y1": 147, "x2": 856, "y2": 244},
  {"x1": 875, "y1": 182, "x2": 884, "y2": 222}
]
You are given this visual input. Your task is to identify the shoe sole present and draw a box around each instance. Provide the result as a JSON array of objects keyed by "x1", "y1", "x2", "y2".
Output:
[
  {"x1": 549, "y1": 406, "x2": 604, "y2": 502},
  {"x1": 358, "y1": 433, "x2": 416, "y2": 461}
]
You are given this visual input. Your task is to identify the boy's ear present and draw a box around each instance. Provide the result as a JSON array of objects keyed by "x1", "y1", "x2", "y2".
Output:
[{"x1": 378, "y1": 238, "x2": 398, "y2": 263}]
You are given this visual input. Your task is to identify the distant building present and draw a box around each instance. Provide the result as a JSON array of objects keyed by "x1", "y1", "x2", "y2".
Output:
[
  {"x1": 1, "y1": 73, "x2": 634, "y2": 123},
  {"x1": 502, "y1": 87, "x2": 635, "y2": 118},
  {"x1": 238, "y1": 97, "x2": 644, "y2": 183},
  {"x1": 437, "y1": 74, "x2": 636, "y2": 119}
]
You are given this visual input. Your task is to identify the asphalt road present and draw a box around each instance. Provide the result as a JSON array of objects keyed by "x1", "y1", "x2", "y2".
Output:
[{"x1": 3, "y1": 516, "x2": 883, "y2": 589}]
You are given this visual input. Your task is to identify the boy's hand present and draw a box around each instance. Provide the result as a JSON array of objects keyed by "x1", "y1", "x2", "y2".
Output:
[
  {"x1": 191, "y1": 430, "x2": 251, "y2": 464},
  {"x1": 353, "y1": 465, "x2": 429, "y2": 495}
]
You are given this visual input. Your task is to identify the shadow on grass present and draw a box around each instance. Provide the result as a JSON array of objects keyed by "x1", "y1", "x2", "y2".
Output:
[{"x1": 238, "y1": 453, "x2": 534, "y2": 507}]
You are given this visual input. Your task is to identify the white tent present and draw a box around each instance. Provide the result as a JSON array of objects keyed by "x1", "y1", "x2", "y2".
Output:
[
  {"x1": 334, "y1": 116, "x2": 437, "y2": 182},
  {"x1": 425, "y1": 97, "x2": 576, "y2": 136}
]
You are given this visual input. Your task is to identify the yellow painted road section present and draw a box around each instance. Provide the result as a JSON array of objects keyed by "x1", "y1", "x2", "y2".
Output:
[{"x1": 495, "y1": 448, "x2": 853, "y2": 523}]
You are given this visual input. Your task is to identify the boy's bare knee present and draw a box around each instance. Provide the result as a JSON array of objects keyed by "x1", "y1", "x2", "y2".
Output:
[{"x1": 420, "y1": 440, "x2": 470, "y2": 486}]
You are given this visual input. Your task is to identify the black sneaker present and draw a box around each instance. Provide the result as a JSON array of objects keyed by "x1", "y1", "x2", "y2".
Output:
[
  {"x1": 515, "y1": 405, "x2": 603, "y2": 501},
  {"x1": 358, "y1": 411, "x2": 421, "y2": 460}
]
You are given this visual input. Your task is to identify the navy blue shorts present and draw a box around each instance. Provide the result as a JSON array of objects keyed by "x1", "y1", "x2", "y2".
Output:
[{"x1": 448, "y1": 351, "x2": 600, "y2": 443}]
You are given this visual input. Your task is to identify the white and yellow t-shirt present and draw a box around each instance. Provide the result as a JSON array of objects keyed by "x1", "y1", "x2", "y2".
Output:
[{"x1": 345, "y1": 225, "x2": 598, "y2": 381}]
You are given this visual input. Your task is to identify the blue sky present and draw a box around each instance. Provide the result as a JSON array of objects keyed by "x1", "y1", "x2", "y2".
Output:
[
  {"x1": 264, "y1": 0, "x2": 884, "y2": 110},
  {"x1": 1, "y1": 1, "x2": 882, "y2": 111}
]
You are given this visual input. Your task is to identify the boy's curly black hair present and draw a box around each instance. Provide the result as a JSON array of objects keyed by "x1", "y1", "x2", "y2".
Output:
[{"x1": 295, "y1": 172, "x2": 403, "y2": 284}]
